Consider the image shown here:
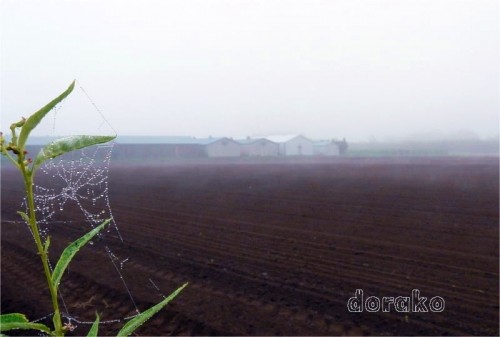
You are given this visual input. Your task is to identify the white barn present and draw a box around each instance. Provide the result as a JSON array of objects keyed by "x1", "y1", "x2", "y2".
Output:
[
  {"x1": 197, "y1": 137, "x2": 241, "y2": 157},
  {"x1": 266, "y1": 135, "x2": 314, "y2": 156},
  {"x1": 238, "y1": 138, "x2": 280, "y2": 157}
]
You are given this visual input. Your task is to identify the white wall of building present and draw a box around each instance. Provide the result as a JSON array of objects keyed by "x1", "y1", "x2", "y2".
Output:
[
  {"x1": 205, "y1": 138, "x2": 241, "y2": 157},
  {"x1": 240, "y1": 139, "x2": 279, "y2": 156},
  {"x1": 282, "y1": 135, "x2": 314, "y2": 156}
]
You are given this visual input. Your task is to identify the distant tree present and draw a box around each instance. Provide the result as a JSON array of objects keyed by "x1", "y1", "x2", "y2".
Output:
[{"x1": 333, "y1": 138, "x2": 348, "y2": 155}]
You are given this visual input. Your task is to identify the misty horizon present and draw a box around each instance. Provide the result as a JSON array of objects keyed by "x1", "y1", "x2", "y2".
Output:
[
  {"x1": 1, "y1": 1, "x2": 498, "y2": 143},
  {"x1": 25, "y1": 130, "x2": 500, "y2": 145}
]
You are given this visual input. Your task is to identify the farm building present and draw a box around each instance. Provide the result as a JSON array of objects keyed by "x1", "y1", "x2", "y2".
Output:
[
  {"x1": 266, "y1": 135, "x2": 314, "y2": 156},
  {"x1": 313, "y1": 140, "x2": 340, "y2": 156},
  {"x1": 197, "y1": 137, "x2": 241, "y2": 157},
  {"x1": 114, "y1": 136, "x2": 241, "y2": 159},
  {"x1": 112, "y1": 135, "x2": 346, "y2": 159},
  {"x1": 238, "y1": 138, "x2": 280, "y2": 157},
  {"x1": 113, "y1": 143, "x2": 206, "y2": 161}
]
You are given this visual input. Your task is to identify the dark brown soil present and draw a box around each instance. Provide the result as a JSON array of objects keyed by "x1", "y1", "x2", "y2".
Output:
[{"x1": 2, "y1": 157, "x2": 498, "y2": 336}]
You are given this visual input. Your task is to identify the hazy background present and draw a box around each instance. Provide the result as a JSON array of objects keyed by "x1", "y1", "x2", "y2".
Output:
[{"x1": 1, "y1": 0, "x2": 498, "y2": 142}]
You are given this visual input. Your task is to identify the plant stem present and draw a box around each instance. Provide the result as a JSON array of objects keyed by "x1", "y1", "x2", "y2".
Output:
[{"x1": 20, "y1": 161, "x2": 64, "y2": 336}]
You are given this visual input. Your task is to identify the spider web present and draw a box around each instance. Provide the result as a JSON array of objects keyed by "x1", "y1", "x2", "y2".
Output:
[
  {"x1": 19, "y1": 81, "x2": 162, "y2": 332},
  {"x1": 33, "y1": 144, "x2": 119, "y2": 240}
]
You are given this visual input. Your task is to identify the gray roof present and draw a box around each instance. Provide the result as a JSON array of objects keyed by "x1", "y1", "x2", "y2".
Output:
[
  {"x1": 193, "y1": 137, "x2": 227, "y2": 145},
  {"x1": 115, "y1": 136, "x2": 233, "y2": 145},
  {"x1": 266, "y1": 134, "x2": 311, "y2": 143},
  {"x1": 116, "y1": 136, "x2": 196, "y2": 144},
  {"x1": 236, "y1": 138, "x2": 278, "y2": 145}
]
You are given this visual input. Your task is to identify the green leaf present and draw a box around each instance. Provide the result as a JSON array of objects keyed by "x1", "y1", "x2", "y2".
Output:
[
  {"x1": 51, "y1": 218, "x2": 111, "y2": 289},
  {"x1": 17, "y1": 211, "x2": 31, "y2": 225},
  {"x1": 0, "y1": 313, "x2": 51, "y2": 333},
  {"x1": 32, "y1": 135, "x2": 116, "y2": 172},
  {"x1": 117, "y1": 282, "x2": 188, "y2": 337},
  {"x1": 18, "y1": 81, "x2": 75, "y2": 150},
  {"x1": 86, "y1": 313, "x2": 100, "y2": 337},
  {"x1": 0, "y1": 313, "x2": 28, "y2": 329}
]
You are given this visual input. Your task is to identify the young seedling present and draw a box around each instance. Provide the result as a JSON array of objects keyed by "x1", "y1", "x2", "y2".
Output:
[{"x1": 0, "y1": 81, "x2": 187, "y2": 336}]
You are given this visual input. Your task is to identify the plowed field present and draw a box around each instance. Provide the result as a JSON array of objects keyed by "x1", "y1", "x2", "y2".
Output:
[{"x1": 1, "y1": 157, "x2": 498, "y2": 335}]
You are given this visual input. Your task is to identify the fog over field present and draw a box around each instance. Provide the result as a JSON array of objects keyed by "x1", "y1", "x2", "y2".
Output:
[
  {"x1": 1, "y1": 3, "x2": 499, "y2": 334},
  {"x1": 1, "y1": 0, "x2": 498, "y2": 142}
]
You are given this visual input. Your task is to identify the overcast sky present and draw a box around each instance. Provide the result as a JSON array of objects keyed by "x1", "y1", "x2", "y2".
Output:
[{"x1": 1, "y1": 0, "x2": 498, "y2": 142}]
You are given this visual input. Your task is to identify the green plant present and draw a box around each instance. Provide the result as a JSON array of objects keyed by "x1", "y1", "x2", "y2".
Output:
[{"x1": 0, "y1": 81, "x2": 187, "y2": 336}]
